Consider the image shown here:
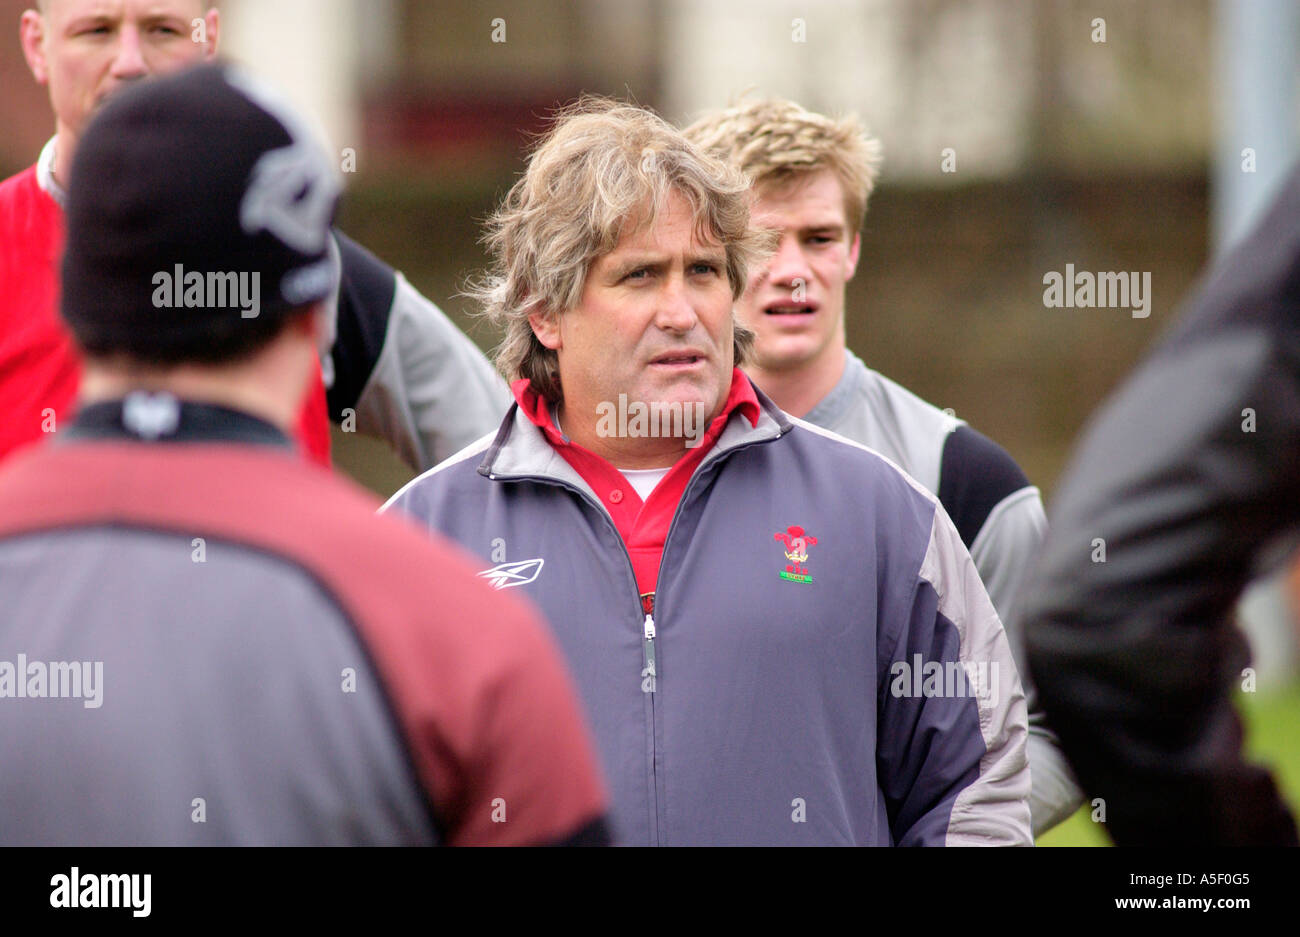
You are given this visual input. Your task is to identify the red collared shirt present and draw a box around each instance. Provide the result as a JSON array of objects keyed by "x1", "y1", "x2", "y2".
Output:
[{"x1": 512, "y1": 369, "x2": 761, "y2": 609}]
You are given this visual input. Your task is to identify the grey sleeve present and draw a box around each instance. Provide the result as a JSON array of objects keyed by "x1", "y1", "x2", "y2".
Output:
[
  {"x1": 875, "y1": 496, "x2": 1032, "y2": 846},
  {"x1": 353, "y1": 274, "x2": 511, "y2": 471},
  {"x1": 968, "y1": 489, "x2": 1085, "y2": 835},
  {"x1": 930, "y1": 504, "x2": 1034, "y2": 847}
]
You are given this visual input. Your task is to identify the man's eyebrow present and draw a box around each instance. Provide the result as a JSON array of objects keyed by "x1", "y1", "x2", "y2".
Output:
[
  {"x1": 778, "y1": 219, "x2": 844, "y2": 236},
  {"x1": 605, "y1": 254, "x2": 666, "y2": 278},
  {"x1": 64, "y1": 13, "x2": 115, "y2": 31},
  {"x1": 140, "y1": 12, "x2": 189, "y2": 25}
]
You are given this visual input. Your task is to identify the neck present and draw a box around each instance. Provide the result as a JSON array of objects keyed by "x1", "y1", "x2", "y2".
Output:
[
  {"x1": 745, "y1": 340, "x2": 846, "y2": 418},
  {"x1": 51, "y1": 126, "x2": 76, "y2": 190},
  {"x1": 555, "y1": 390, "x2": 728, "y2": 469},
  {"x1": 557, "y1": 401, "x2": 693, "y2": 469}
]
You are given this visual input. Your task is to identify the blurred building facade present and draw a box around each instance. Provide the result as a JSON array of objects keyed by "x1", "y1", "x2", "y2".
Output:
[
  {"x1": 219, "y1": 0, "x2": 1221, "y2": 182},
  {"x1": 0, "y1": 0, "x2": 1260, "y2": 182}
]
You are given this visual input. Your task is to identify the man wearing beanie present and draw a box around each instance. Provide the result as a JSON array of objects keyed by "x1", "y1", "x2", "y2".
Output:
[
  {"x1": 2, "y1": 0, "x2": 510, "y2": 470},
  {"x1": 0, "y1": 63, "x2": 610, "y2": 847}
]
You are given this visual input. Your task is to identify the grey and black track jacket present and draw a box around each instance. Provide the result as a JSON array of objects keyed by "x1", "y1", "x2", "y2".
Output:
[{"x1": 325, "y1": 231, "x2": 511, "y2": 469}]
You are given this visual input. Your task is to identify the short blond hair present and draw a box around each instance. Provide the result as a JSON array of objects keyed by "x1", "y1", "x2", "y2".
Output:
[
  {"x1": 683, "y1": 98, "x2": 883, "y2": 231},
  {"x1": 471, "y1": 96, "x2": 767, "y2": 403}
]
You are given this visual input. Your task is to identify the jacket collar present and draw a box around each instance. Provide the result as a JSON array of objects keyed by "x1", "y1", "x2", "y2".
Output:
[
  {"x1": 510, "y1": 367, "x2": 764, "y2": 439},
  {"x1": 477, "y1": 373, "x2": 791, "y2": 498},
  {"x1": 64, "y1": 393, "x2": 292, "y2": 449},
  {"x1": 36, "y1": 136, "x2": 66, "y2": 209}
]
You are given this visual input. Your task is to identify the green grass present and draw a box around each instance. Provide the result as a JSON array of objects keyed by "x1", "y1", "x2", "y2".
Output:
[{"x1": 1037, "y1": 680, "x2": 1300, "y2": 846}]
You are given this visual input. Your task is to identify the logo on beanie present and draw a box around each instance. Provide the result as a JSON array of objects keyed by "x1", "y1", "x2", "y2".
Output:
[
  {"x1": 223, "y1": 66, "x2": 340, "y2": 309},
  {"x1": 239, "y1": 142, "x2": 337, "y2": 255}
]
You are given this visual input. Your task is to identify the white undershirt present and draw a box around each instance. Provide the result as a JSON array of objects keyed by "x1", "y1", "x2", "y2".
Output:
[
  {"x1": 551, "y1": 402, "x2": 671, "y2": 500},
  {"x1": 618, "y1": 466, "x2": 671, "y2": 501}
]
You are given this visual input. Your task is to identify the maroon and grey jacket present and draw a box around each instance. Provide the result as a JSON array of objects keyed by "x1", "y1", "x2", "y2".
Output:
[
  {"x1": 384, "y1": 381, "x2": 1033, "y2": 845},
  {"x1": 0, "y1": 397, "x2": 608, "y2": 846}
]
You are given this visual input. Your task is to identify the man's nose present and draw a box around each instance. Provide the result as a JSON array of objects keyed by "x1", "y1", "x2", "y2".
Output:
[
  {"x1": 654, "y1": 275, "x2": 699, "y2": 333},
  {"x1": 765, "y1": 234, "x2": 811, "y2": 288},
  {"x1": 109, "y1": 26, "x2": 148, "y2": 81}
]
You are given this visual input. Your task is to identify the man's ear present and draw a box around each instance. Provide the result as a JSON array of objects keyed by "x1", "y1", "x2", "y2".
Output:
[
  {"x1": 201, "y1": 9, "x2": 220, "y2": 57},
  {"x1": 287, "y1": 302, "x2": 326, "y2": 348},
  {"x1": 844, "y1": 232, "x2": 861, "y2": 283},
  {"x1": 528, "y1": 307, "x2": 562, "y2": 351},
  {"x1": 20, "y1": 10, "x2": 49, "y2": 86}
]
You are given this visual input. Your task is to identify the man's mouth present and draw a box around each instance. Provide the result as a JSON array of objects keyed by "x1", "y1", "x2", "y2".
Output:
[
  {"x1": 649, "y1": 352, "x2": 705, "y2": 367},
  {"x1": 94, "y1": 78, "x2": 141, "y2": 110},
  {"x1": 763, "y1": 303, "x2": 817, "y2": 316}
]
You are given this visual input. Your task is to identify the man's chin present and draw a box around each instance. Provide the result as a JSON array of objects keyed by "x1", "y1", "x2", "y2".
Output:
[
  {"x1": 630, "y1": 377, "x2": 725, "y2": 414},
  {"x1": 93, "y1": 78, "x2": 144, "y2": 111},
  {"x1": 634, "y1": 389, "x2": 712, "y2": 412},
  {"x1": 751, "y1": 340, "x2": 822, "y2": 374}
]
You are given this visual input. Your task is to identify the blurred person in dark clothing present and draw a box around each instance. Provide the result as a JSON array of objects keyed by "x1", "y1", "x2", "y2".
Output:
[{"x1": 1018, "y1": 164, "x2": 1300, "y2": 846}]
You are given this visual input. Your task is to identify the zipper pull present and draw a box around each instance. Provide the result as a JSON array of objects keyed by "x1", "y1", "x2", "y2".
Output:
[{"x1": 641, "y1": 613, "x2": 657, "y2": 693}]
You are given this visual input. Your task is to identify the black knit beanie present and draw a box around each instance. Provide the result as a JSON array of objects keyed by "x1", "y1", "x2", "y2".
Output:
[{"x1": 61, "y1": 63, "x2": 340, "y2": 364}]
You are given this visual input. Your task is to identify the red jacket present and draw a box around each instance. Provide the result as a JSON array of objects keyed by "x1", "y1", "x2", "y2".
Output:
[{"x1": 0, "y1": 164, "x2": 332, "y2": 466}]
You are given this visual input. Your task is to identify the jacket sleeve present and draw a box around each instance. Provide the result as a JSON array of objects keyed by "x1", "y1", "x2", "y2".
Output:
[
  {"x1": 1017, "y1": 166, "x2": 1300, "y2": 846},
  {"x1": 935, "y1": 417, "x2": 1088, "y2": 837},
  {"x1": 877, "y1": 501, "x2": 1033, "y2": 846},
  {"x1": 357, "y1": 506, "x2": 612, "y2": 847},
  {"x1": 353, "y1": 274, "x2": 511, "y2": 470},
  {"x1": 967, "y1": 490, "x2": 1084, "y2": 834},
  {"x1": 324, "y1": 230, "x2": 512, "y2": 471}
]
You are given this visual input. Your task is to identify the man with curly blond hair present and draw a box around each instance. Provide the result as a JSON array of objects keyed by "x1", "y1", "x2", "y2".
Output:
[
  {"x1": 685, "y1": 97, "x2": 1081, "y2": 835},
  {"x1": 385, "y1": 97, "x2": 1032, "y2": 846}
]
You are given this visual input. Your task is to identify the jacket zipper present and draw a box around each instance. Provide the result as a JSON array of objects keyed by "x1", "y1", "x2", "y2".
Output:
[
  {"x1": 487, "y1": 471, "x2": 660, "y2": 842},
  {"x1": 642, "y1": 612, "x2": 656, "y2": 691},
  {"x1": 489, "y1": 434, "x2": 779, "y2": 846}
]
